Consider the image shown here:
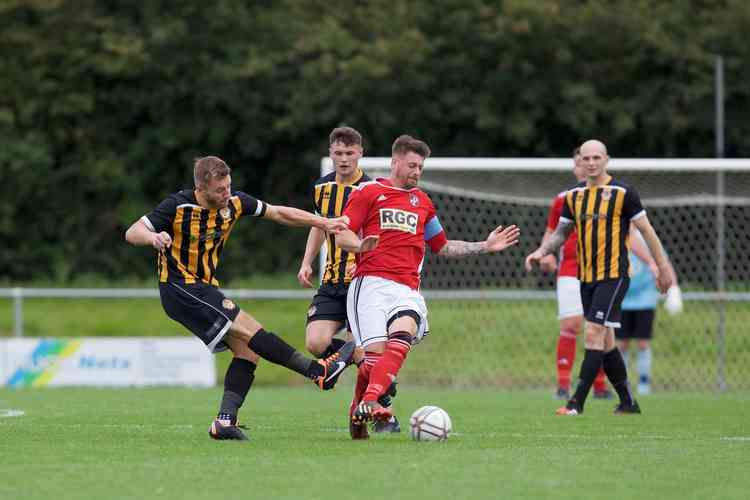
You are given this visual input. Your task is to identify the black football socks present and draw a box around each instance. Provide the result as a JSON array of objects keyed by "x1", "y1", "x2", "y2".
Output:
[
  {"x1": 568, "y1": 349, "x2": 604, "y2": 412},
  {"x1": 218, "y1": 357, "x2": 256, "y2": 422},
  {"x1": 248, "y1": 329, "x2": 323, "y2": 379},
  {"x1": 602, "y1": 348, "x2": 634, "y2": 406}
]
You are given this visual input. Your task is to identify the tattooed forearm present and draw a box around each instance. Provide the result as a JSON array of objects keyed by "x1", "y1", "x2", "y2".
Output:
[
  {"x1": 538, "y1": 221, "x2": 574, "y2": 256},
  {"x1": 438, "y1": 240, "x2": 487, "y2": 258}
]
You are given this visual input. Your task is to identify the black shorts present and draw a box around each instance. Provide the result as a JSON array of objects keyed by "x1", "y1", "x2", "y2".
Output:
[
  {"x1": 615, "y1": 309, "x2": 655, "y2": 340},
  {"x1": 306, "y1": 283, "x2": 348, "y2": 325},
  {"x1": 159, "y1": 282, "x2": 240, "y2": 353},
  {"x1": 579, "y1": 277, "x2": 630, "y2": 328}
]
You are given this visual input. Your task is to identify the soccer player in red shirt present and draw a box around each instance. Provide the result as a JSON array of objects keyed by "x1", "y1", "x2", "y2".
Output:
[
  {"x1": 539, "y1": 148, "x2": 610, "y2": 400},
  {"x1": 336, "y1": 135, "x2": 521, "y2": 439}
]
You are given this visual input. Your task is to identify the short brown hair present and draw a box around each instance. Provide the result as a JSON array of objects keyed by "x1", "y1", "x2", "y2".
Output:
[
  {"x1": 573, "y1": 146, "x2": 581, "y2": 158},
  {"x1": 391, "y1": 135, "x2": 431, "y2": 158},
  {"x1": 329, "y1": 126, "x2": 362, "y2": 147},
  {"x1": 194, "y1": 156, "x2": 230, "y2": 187}
]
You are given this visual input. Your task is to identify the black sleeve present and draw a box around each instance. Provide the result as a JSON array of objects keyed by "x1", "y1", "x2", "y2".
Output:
[
  {"x1": 236, "y1": 191, "x2": 267, "y2": 217},
  {"x1": 623, "y1": 186, "x2": 645, "y2": 220},
  {"x1": 143, "y1": 196, "x2": 177, "y2": 233},
  {"x1": 310, "y1": 179, "x2": 321, "y2": 214},
  {"x1": 560, "y1": 192, "x2": 574, "y2": 222}
]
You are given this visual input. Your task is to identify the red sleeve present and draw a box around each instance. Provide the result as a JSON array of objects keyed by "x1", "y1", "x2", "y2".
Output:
[
  {"x1": 342, "y1": 186, "x2": 370, "y2": 233},
  {"x1": 427, "y1": 230, "x2": 447, "y2": 253},
  {"x1": 424, "y1": 199, "x2": 447, "y2": 253},
  {"x1": 546, "y1": 196, "x2": 563, "y2": 231}
]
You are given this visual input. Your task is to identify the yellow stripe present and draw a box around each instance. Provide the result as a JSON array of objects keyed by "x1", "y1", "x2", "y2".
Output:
[
  {"x1": 32, "y1": 340, "x2": 83, "y2": 387},
  {"x1": 344, "y1": 252, "x2": 357, "y2": 281},
  {"x1": 171, "y1": 208, "x2": 192, "y2": 282},
  {"x1": 314, "y1": 184, "x2": 322, "y2": 212},
  {"x1": 331, "y1": 185, "x2": 348, "y2": 282},
  {"x1": 320, "y1": 185, "x2": 333, "y2": 282},
  {"x1": 609, "y1": 190, "x2": 625, "y2": 278},
  {"x1": 186, "y1": 209, "x2": 201, "y2": 284},
  {"x1": 201, "y1": 210, "x2": 219, "y2": 285},
  {"x1": 565, "y1": 191, "x2": 583, "y2": 279},
  {"x1": 596, "y1": 189, "x2": 611, "y2": 281},
  {"x1": 583, "y1": 188, "x2": 597, "y2": 282},
  {"x1": 158, "y1": 252, "x2": 168, "y2": 282}
]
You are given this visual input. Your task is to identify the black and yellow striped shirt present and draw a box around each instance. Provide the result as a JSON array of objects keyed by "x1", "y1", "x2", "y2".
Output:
[
  {"x1": 142, "y1": 190, "x2": 267, "y2": 285},
  {"x1": 312, "y1": 169, "x2": 369, "y2": 285},
  {"x1": 560, "y1": 178, "x2": 645, "y2": 283}
]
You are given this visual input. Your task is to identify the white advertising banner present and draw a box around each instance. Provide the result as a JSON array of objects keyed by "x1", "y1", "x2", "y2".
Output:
[{"x1": 0, "y1": 338, "x2": 215, "y2": 388}]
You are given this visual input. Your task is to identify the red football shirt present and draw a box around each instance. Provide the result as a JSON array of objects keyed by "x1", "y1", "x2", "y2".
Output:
[
  {"x1": 546, "y1": 192, "x2": 578, "y2": 278},
  {"x1": 343, "y1": 179, "x2": 448, "y2": 290}
]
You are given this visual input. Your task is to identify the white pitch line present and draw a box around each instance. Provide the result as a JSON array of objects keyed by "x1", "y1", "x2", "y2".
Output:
[{"x1": 0, "y1": 409, "x2": 25, "y2": 418}]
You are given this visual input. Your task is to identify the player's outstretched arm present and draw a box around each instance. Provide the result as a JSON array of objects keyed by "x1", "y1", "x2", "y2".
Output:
[
  {"x1": 632, "y1": 216, "x2": 674, "y2": 293},
  {"x1": 437, "y1": 225, "x2": 520, "y2": 258},
  {"x1": 297, "y1": 227, "x2": 326, "y2": 288},
  {"x1": 335, "y1": 229, "x2": 379, "y2": 253},
  {"x1": 125, "y1": 219, "x2": 172, "y2": 250},
  {"x1": 525, "y1": 220, "x2": 574, "y2": 271},
  {"x1": 264, "y1": 204, "x2": 348, "y2": 233}
]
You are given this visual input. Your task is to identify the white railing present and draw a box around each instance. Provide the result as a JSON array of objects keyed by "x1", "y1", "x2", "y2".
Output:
[{"x1": 2, "y1": 288, "x2": 747, "y2": 338}]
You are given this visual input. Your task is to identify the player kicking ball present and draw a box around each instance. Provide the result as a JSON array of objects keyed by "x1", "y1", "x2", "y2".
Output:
[
  {"x1": 336, "y1": 135, "x2": 520, "y2": 439},
  {"x1": 126, "y1": 156, "x2": 354, "y2": 441}
]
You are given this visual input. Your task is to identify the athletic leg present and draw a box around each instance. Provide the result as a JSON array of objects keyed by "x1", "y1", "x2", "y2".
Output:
[{"x1": 209, "y1": 337, "x2": 259, "y2": 440}]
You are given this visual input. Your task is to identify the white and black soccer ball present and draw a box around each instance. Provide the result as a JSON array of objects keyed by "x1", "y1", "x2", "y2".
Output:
[{"x1": 409, "y1": 405, "x2": 452, "y2": 442}]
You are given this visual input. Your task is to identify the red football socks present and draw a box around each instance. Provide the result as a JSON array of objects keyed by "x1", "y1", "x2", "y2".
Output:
[
  {"x1": 350, "y1": 352, "x2": 379, "y2": 415},
  {"x1": 556, "y1": 329, "x2": 577, "y2": 390},
  {"x1": 362, "y1": 335, "x2": 411, "y2": 403}
]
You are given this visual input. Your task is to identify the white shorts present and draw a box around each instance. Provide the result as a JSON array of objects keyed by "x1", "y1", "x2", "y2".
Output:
[
  {"x1": 347, "y1": 275, "x2": 429, "y2": 349},
  {"x1": 557, "y1": 276, "x2": 583, "y2": 319}
]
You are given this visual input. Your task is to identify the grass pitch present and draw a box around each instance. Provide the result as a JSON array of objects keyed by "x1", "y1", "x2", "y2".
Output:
[{"x1": 1, "y1": 386, "x2": 748, "y2": 500}]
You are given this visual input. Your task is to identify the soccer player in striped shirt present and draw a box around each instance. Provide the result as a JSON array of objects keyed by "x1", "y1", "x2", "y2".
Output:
[
  {"x1": 126, "y1": 156, "x2": 353, "y2": 440},
  {"x1": 538, "y1": 148, "x2": 611, "y2": 400},
  {"x1": 526, "y1": 139, "x2": 673, "y2": 415}
]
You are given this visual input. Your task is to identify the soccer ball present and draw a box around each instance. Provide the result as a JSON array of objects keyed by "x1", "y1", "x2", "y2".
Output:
[{"x1": 409, "y1": 405, "x2": 452, "y2": 442}]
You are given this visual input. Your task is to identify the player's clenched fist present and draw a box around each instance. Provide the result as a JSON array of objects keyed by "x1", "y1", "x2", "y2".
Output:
[
  {"x1": 324, "y1": 216, "x2": 350, "y2": 234},
  {"x1": 151, "y1": 231, "x2": 172, "y2": 250},
  {"x1": 297, "y1": 263, "x2": 313, "y2": 288}
]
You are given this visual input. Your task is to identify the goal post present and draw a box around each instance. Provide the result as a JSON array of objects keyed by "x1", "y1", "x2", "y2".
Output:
[{"x1": 320, "y1": 157, "x2": 750, "y2": 391}]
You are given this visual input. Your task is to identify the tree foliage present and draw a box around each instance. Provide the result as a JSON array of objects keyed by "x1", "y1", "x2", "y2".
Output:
[{"x1": 2, "y1": 0, "x2": 748, "y2": 282}]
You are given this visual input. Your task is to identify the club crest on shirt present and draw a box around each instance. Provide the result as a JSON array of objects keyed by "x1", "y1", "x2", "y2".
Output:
[
  {"x1": 220, "y1": 207, "x2": 231, "y2": 219},
  {"x1": 222, "y1": 299, "x2": 236, "y2": 311},
  {"x1": 409, "y1": 193, "x2": 419, "y2": 207},
  {"x1": 379, "y1": 208, "x2": 418, "y2": 234},
  {"x1": 601, "y1": 189, "x2": 612, "y2": 201}
]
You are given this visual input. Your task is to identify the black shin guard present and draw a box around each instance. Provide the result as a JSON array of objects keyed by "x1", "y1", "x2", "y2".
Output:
[
  {"x1": 219, "y1": 358, "x2": 257, "y2": 420},
  {"x1": 570, "y1": 349, "x2": 604, "y2": 411},
  {"x1": 602, "y1": 348, "x2": 633, "y2": 406},
  {"x1": 248, "y1": 329, "x2": 317, "y2": 378}
]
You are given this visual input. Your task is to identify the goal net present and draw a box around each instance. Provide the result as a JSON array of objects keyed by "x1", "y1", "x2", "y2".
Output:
[{"x1": 321, "y1": 157, "x2": 750, "y2": 392}]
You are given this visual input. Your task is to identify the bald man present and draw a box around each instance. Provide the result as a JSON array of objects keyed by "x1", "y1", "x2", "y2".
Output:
[{"x1": 526, "y1": 140, "x2": 673, "y2": 415}]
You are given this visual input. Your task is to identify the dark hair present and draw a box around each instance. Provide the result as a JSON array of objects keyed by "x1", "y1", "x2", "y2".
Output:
[
  {"x1": 194, "y1": 156, "x2": 230, "y2": 187},
  {"x1": 391, "y1": 135, "x2": 431, "y2": 158},
  {"x1": 573, "y1": 147, "x2": 581, "y2": 157},
  {"x1": 329, "y1": 126, "x2": 363, "y2": 147}
]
